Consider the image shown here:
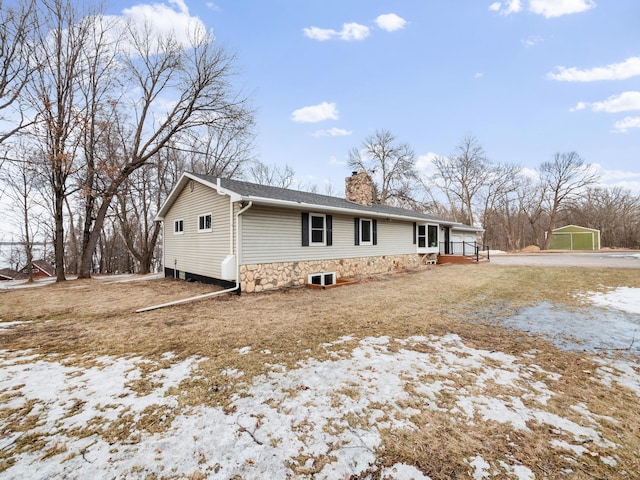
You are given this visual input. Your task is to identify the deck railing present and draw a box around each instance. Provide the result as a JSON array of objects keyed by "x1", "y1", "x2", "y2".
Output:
[{"x1": 440, "y1": 242, "x2": 490, "y2": 262}]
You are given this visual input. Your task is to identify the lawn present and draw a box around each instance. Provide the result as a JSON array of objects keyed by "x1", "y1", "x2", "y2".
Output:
[{"x1": 1, "y1": 265, "x2": 639, "y2": 479}]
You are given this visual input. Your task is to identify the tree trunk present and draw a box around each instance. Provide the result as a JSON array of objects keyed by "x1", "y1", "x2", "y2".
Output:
[{"x1": 54, "y1": 189, "x2": 66, "y2": 281}]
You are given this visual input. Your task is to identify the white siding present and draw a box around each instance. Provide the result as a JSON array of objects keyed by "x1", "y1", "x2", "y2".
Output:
[
  {"x1": 240, "y1": 205, "x2": 416, "y2": 265},
  {"x1": 163, "y1": 181, "x2": 232, "y2": 278}
]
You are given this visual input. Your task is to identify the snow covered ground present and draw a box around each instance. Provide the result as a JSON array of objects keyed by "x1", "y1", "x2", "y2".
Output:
[{"x1": 1, "y1": 289, "x2": 639, "y2": 479}]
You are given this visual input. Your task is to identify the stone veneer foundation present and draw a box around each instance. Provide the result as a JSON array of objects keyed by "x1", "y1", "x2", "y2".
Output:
[{"x1": 240, "y1": 253, "x2": 434, "y2": 293}]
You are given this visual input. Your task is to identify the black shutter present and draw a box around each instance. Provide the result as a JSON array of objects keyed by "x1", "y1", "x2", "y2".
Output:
[
  {"x1": 302, "y1": 212, "x2": 309, "y2": 246},
  {"x1": 354, "y1": 217, "x2": 360, "y2": 245},
  {"x1": 326, "y1": 215, "x2": 333, "y2": 246},
  {"x1": 372, "y1": 219, "x2": 378, "y2": 245},
  {"x1": 413, "y1": 222, "x2": 417, "y2": 244}
]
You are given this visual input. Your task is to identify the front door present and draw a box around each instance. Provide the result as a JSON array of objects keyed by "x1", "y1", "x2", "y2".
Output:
[{"x1": 443, "y1": 227, "x2": 450, "y2": 254}]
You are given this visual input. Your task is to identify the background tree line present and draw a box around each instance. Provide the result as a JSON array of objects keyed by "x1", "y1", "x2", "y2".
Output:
[
  {"x1": 347, "y1": 130, "x2": 640, "y2": 251},
  {"x1": 1, "y1": 0, "x2": 638, "y2": 281}
]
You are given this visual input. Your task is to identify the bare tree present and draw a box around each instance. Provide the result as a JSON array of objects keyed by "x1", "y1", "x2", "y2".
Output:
[
  {"x1": 567, "y1": 186, "x2": 640, "y2": 248},
  {"x1": 539, "y1": 152, "x2": 598, "y2": 249},
  {"x1": 348, "y1": 129, "x2": 416, "y2": 206},
  {"x1": 75, "y1": 19, "x2": 253, "y2": 279},
  {"x1": 184, "y1": 116, "x2": 255, "y2": 177},
  {"x1": 0, "y1": 0, "x2": 37, "y2": 145},
  {"x1": 431, "y1": 134, "x2": 490, "y2": 226},
  {"x1": 248, "y1": 160, "x2": 296, "y2": 188},
  {"x1": 0, "y1": 147, "x2": 45, "y2": 282},
  {"x1": 25, "y1": 0, "x2": 96, "y2": 281},
  {"x1": 477, "y1": 162, "x2": 521, "y2": 246},
  {"x1": 115, "y1": 150, "x2": 178, "y2": 275}
]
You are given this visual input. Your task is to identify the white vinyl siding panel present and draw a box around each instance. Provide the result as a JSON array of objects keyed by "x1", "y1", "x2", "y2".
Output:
[
  {"x1": 241, "y1": 205, "x2": 415, "y2": 264},
  {"x1": 163, "y1": 181, "x2": 231, "y2": 278}
]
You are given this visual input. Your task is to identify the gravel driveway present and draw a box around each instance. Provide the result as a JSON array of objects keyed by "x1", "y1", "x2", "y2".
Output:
[{"x1": 489, "y1": 251, "x2": 640, "y2": 268}]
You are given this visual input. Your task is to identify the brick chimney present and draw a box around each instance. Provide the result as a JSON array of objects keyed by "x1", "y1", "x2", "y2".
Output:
[{"x1": 345, "y1": 169, "x2": 376, "y2": 206}]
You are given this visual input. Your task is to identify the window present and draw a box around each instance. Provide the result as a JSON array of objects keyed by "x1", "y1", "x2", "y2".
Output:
[
  {"x1": 428, "y1": 225, "x2": 438, "y2": 247},
  {"x1": 360, "y1": 219, "x2": 372, "y2": 245},
  {"x1": 174, "y1": 219, "x2": 184, "y2": 234},
  {"x1": 311, "y1": 214, "x2": 325, "y2": 245},
  {"x1": 354, "y1": 217, "x2": 377, "y2": 246},
  {"x1": 417, "y1": 224, "x2": 438, "y2": 248},
  {"x1": 198, "y1": 213, "x2": 212, "y2": 232},
  {"x1": 418, "y1": 225, "x2": 426, "y2": 248},
  {"x1": 302, "y1": 212, "x2": 332, "y2": 246}
]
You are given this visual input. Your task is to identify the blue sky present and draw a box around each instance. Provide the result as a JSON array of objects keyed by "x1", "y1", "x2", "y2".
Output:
[
  {"x1": 107, "y1": 0, "x2": 640, "y2": 195},
  {"x1": 1, "y1": 0, "x2": 639, "y2": 244}
]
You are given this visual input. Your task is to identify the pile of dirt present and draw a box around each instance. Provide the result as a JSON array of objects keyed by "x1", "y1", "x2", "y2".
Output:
[{"x1": 520, "y1": 245, "x2": 541, "y2": 253}]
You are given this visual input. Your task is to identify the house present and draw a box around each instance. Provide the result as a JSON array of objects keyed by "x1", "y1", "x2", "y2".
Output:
[
  {"x1": 548, "y1": 225, "x2": 601, "y2": 251},
  {"x1": 19, "y1": 260, "x2": 55, "y2": 278},
  {"x1": 156, "y1": 171, "x2": 483, "y2": 293},
  {"x1": 0, "y1": 268, "x2": 18, "y2": 281}
]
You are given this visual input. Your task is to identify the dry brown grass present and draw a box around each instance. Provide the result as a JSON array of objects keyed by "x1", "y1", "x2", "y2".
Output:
[{"x1": 1, "y1": 265, "x2": 640, "y2": 478}]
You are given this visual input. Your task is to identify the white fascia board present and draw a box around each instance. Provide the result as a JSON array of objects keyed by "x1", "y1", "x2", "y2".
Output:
[
  {"x1": 155, "y1": 173, "x2": 241, "y2": 221},
  {"x1": 449, "y1": 224, "x2": 484, "y2": 232},
  {"x1": 155, "y1": 172, "x2": 191, "y2": 221}
]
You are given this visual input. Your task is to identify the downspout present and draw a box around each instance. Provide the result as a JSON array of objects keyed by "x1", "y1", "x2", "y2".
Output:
[{"x1": 136, "y1": 201, "x2": 253, "y2": 313}]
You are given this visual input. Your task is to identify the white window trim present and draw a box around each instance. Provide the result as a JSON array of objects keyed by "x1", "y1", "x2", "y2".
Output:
[
  {"x1": 174, "y1": 219, "x2": 184, "y2": 235},
  {"x1": 309, "y1": 213, "x2": 326, "y2": 246},
  {"x1": 359, "y1": 218, "x2": 373, "y2": 246},
  {"x1": 417, "y1": 223, "x2": 439, "y2": 252},
  {"x1": 427, "y1": 224, "x2": 439, "y2": 248},
  {"x1": 198, "y1": 213, "x2": 212, "y2": 233}
]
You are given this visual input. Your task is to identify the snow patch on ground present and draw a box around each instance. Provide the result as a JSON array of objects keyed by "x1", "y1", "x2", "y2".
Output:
[
  {"x1": 2, "y1": 333, "x2": 636, "y2": 479},
  {"x1": 0, "y1": 321, "x2": 31, "y2": 329},
  {"x1": 585, "y1": 286, "x2": 640, "y2": 315}
]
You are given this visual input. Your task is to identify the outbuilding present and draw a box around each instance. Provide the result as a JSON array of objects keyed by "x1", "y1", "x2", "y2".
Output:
[{"x1": 548, "y1": 225, "x2": 601, "y2": 251}]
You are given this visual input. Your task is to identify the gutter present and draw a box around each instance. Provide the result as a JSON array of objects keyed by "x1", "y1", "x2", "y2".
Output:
[{"x1": 136, "y1": 201, "x2": 253, "y2": 313}]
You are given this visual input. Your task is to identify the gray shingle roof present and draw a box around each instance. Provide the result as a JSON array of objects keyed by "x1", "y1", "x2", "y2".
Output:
[{"x1": 189, "y1": 172, "x2": 480, "y2": 230}]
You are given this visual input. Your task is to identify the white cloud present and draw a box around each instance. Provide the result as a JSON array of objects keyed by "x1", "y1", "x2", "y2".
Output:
[
  {"x1": 329, "y1": 156, "x2": 347, "y2": 166},
  {"x1": 474, "y1": 72, "x2": 484, "y2": 79},
  {"x1": 339, "y1": 23, "x2": 370, "y2": 41},
  {"x1": 303, "y1": 26, "x2": 337, "y2": 41},
  {"x1": 570, "y1": 101, "x2": 587, "y2": 112},
  {"x1": 120, "y1": 1, "x2": 207, "y2": 49},
  {"x1": 613, "y1": 116, "x2": 640, "y2": 133},
  {"x1": 375, "y1": 14, "x2": 407, "y2": 32},
  {"x1": 312, "y1": 128, "x2": 352, "y2": 138},
  {"x1": 415, "y1": 152, "x2": 440, "y2": 177},
  {"x1": 303, "y1": 23, "x2": 370, "y2": 41},
  {"x1": 547, "y1": 56, "x2": 640, "y2": 82},
  {"x1": 490, "y1": 0, "x2": 595, "y2": 18},
  {"x1": 529, "y1": 0, "x2": 595, "y2": 18},
  {"x1": 572, "y1": 92, "x2": 640, "y2": 113},
  {"x1": 291, "y1": 102, "x2": 339, "y2": 123},
  {"x1": 593, "y1": 165, "x2": 640, "y2": 192},
  {"x1": 488, "y1": 0, "x2": 523, "y2": 15},
  {"x1": 205, "y1": 2, "x2": 220, "y2": 11},
  {"x1": 522, "y1": 35, "x2": 543, "y2": 47}
]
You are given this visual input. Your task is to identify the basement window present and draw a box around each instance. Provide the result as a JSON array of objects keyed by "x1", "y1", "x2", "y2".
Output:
[{"x1": 308, "y1": 272, "x2": 335, "y2": 286}]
